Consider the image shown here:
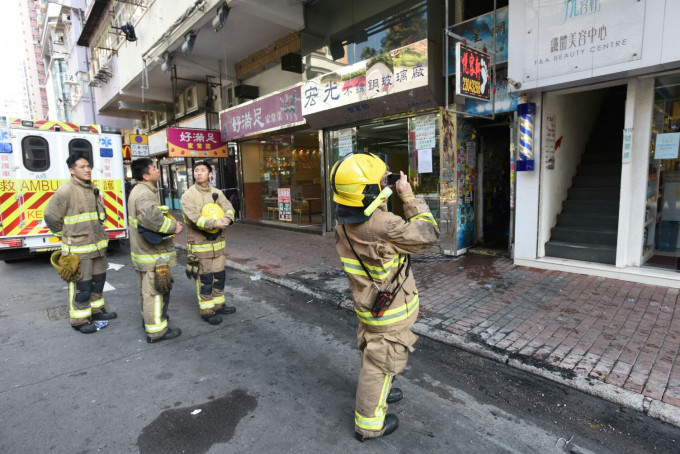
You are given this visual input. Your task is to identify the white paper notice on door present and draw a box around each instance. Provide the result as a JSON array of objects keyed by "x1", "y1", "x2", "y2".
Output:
[{"x1": 418, "y1": 148, "x2": 433, "y2": 173}]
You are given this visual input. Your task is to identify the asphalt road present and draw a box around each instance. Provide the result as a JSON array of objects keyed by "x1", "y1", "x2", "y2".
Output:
[{"x1": 0, "y1": 245, "x2": 678, "y2": 453}]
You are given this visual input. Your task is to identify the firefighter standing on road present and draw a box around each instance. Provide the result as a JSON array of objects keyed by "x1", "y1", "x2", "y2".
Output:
[
  {"x1": 44, "y1": 151, "x2": 117, "y2": 334},
  {"x1": 181, "y1": 161, "x2": 236, "y2": 325},
  {"x1": 331, "y1": 152, "x2": 439, "y2": 442},
  {"x1": 128, "y1": 158, "x2": 183, "y2": 343}
]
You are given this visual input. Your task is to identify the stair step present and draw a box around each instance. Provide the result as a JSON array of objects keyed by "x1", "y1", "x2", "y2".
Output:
[
  {"x1": 545, "y1": 240, "x2": 616, "y2": 264},
  {"x1": 557, "y1": 212, "x2": 619, "y2": 229},
  {"x1": 572, "y1": 175, "x2": 620, "y2": 188},
  {"x1": 567, "y1": 187, "x2": 620, "y2": 201},
  {"x1": 585, "y1": 141, "x2": 623, "y2": 154},
  {"x1": 562, "y1": 200, "x2": 619, "y2": 215},
  {"x1": 577, "y1": 163, "x2": 622, "y2": 176},
  {"x1": 550, "y1": 226, "x2": 618, "y2": 245}
]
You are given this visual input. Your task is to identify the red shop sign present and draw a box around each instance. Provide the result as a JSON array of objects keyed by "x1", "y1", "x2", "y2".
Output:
[{"x1": 455, "y1": 43, "x2": 491, "y2": 101}]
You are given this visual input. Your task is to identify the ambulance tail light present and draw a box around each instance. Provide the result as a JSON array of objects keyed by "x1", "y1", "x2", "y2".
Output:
[{"x1": 0, "y1": 238, "x2": 24, "y2": 248}]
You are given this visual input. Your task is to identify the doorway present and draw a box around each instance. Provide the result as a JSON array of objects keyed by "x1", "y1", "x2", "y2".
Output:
[
  {"x1": 160, "y1": 163, "x2": 187, "y2": 210},
  {"x1": 478, "y1": 123, "x2": 511, "y2": 251}
]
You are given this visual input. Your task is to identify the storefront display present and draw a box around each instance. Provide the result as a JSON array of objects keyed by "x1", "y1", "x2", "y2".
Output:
[{"x1": 643, "y1": 75, "x2": 680, "y2": 269}]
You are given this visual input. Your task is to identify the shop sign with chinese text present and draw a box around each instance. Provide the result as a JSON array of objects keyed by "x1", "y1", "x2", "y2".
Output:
[
  {"x1": 302, "y1": 39, "x2": 429, "y2": 116},
  {"x1": 278, "y1": 188, "x2": 291, "y2": 222},
  {"x1": 455, "y1": 43, "x2": 491, "y2": 100},
  {"x1": 520, "y1": 0, "x2": 644, "y2": 83},
  {"x1": 167, "y1": 128, "x2": 227, "y2": 158},
  {"x1": 220, "y1": 85, "x2": 304, "y2": 141}
]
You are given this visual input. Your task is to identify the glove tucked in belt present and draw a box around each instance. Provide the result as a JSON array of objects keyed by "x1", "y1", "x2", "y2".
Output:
[
  {"x1": 154, "y1": 263, "x2": 174, "y2": 293},
  {"x1": 185, "y1": 253, "x2": 199, "y2": 280},
  {"x1": 50, "y1": 251, "x2": 81, "y2": 281}
]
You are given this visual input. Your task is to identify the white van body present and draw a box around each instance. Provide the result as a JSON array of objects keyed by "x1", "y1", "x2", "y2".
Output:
[{"x1": 0, "y1": 117, "x2": 128, "y2": 261}]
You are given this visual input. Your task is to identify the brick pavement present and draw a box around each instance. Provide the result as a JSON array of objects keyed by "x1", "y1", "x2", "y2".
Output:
[{"x1": 171, "y1": 217, "x2": 680, "y2": 421}]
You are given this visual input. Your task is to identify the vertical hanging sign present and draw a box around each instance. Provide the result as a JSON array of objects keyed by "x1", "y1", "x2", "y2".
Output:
[
  {"x1": 455, "y1": 43, "x2": 491, "y2": 101},
  {"x1": 517, "y1": 103, "x2": 535, "y2": 171}
]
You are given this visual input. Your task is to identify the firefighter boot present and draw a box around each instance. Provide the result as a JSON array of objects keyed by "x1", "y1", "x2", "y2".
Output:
[
  {"x1": 202, "y1": 313, "x2": 223, "y2": 325},
  {"x1": 147, "y1": 327, "x2": 182, "y2": 344},
  {"x1": 355, "y1": 414, "x2": 399, "y2": 442},
  {"x1": 386, "y1": 388, "x2": 403, "y2": 404},
  {"x1": 92, "y1": 309, "x2": 118, "y2": 321},
  {"x1": 72, "y1": 320, "x2": 97, "y2": 334},
  {"x1": 215, "y1": 305, "x2": 236, "y2": 315}
]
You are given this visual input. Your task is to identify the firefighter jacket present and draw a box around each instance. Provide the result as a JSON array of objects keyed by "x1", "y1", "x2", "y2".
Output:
[
  {"x1": 181, "y1": 183, "x2": 235, "y2": 259},
  {"x1": 335, "y1": 194, "x2": 439, "y2": 334},
  {"x1": 128, "y1": 182, "x2": 178, "y2": 272},
  {"x1": 44, "y1": 177, "x2": 108, "y2": 259}
]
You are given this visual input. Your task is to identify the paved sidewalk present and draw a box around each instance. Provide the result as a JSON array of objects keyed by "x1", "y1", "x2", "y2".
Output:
[{"x1": 172, "y1": 217, "x2": 680, "y2": 427}]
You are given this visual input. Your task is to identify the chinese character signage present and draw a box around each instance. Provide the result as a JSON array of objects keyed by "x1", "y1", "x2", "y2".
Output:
[
  {"x1": 167, "y1": 128, "x2": 227, "y2": 158},
  {"x1": 521, "y1": 0, "x2": 644, "y2": 83},
  {"x1": 278, "y1": 188, "x2": 291, "y2": 222},
  {"x1": 302, "y1": 39, "x2": 429, "y2": 116},
  {"x1": 129, "y1": 134, "x2": 149, "y2": 157},
  {"x1": 455, "y1": 43, "x2": 491, "y2": 100},
  {"x1": 465, "y1": 68, "x2": 518, "y2": 115},
  {"x1": 448, "y1": 6, "x2": 508, "y2": 74},
  {"x1": 220, "y1": 85, "x2": 304, "y2": 141}
]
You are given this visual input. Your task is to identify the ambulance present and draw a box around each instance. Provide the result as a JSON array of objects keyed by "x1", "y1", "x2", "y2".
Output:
[{"x1": 0, "y1": 117, "x2": 128, "y2": 261}]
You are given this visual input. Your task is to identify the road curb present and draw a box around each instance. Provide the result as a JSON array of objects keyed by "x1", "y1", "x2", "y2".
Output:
[{"x1": 224, "y1": 259, "x2": 680, "y2": 428}]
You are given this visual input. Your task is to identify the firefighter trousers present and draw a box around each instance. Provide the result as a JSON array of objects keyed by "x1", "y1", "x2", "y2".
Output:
[
  {"x1": 136, "y1": 270, "x2": 169, "y2": 340},
  {"x1": 68, "y1": 256, "x2": 108, "y2": 326},
  {"x1": 354, "y1": 324, "x2": 417, "y2": 439},
  {"x1": 195, "y1": 254, "x2": 226, "y2": 317}
]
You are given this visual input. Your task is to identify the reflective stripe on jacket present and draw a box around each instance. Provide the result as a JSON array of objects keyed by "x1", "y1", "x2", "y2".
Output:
[
  {"x1": 128, "y1": 182, "x2": 178, "y2": 271},
  {"x1": 335, "y1": 197, "x2": 439, "y2": 333},
  {"x1": 181, "y1": 183, "x2": 235, "y2": 259},
  {"x1": 44, "y1": 177, "x2": 108, "y2": 259}
]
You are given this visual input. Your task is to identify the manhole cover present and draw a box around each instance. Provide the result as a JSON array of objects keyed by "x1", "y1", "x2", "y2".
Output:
[{"x1": 46, "y1": 305, "x2": 69, "y2": 321}]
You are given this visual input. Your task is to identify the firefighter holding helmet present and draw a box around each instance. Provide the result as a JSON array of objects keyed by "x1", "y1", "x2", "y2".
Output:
[
  {"x1": 332, "y1": 152, "x2": 439, "y2": 442},
  {"x1": 181, "y1": 161, "x2": 236, "y2": 325}
]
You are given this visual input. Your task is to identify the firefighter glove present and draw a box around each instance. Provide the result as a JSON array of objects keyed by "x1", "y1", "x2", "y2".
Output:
[
  {"x1": 50, "y1": 251, "x2": 81, "y2": 281},
  {"x1": 185, "y1": 253, "x2": 200, "y2": 280},
  {"x1": 154, "y1": 264, "x2": 174, "y2": 294}
]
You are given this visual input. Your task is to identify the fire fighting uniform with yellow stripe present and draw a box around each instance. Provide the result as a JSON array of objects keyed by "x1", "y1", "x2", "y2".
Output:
[
  {"x1": 181, "y1": 183, "x2": 235, "y2": 317},
  {"x1": 44, "y1": 177, "x2": 110, "y2": 327},
  {"x1": 128, "y1": 181, "x2": 178, "y2": 340},
  {"x1": 335, "y1": 193, "x2": 439, "y2": 439}
]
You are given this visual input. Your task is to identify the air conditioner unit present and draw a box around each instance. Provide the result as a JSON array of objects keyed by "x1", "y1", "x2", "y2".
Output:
[
  {"x1": 91, "y1": 57, "x2": 100, "y2": 75},
  {"x1": 174, "y1": 91, "x2": 186, "y2": 119},
  {"x1": 211, "y1": 85, "x2": 222, "y2": 112},
  {"x1": 61, "y1": 13, "x2": 71, "y2": 23},
  {"x1": 185, "y1": 83, "x2": 208, "y2": 114},
  {"x1": 148, "y1": 111, "x2": 158, "y2": 129},
  {"x1": 221, "y1": 85, "x2": 234, "y2": 109},
  {"x1": 140, "y1": 113, "x2": 150, "y2": 132},
  {"x1": 53, "y1": 33, "x2": 64, "y2": 45},
  {"x1": 157, "y1": 110, "x2": 168, "y2": 126},
  {"x1": 98, "y1": 53, "x2": 110, "y2": 69}
]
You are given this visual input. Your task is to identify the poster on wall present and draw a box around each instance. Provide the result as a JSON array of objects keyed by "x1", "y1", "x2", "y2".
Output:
[
  {"x1": 337, "y1": 129, "x2": 354, "y2": 157},
  {"x1": 521, "y1": 0, "x2": 644, "y2": 83},
  {"x1": 418, "y1": 148, "x2": 433, "y2": 173},
  {"x1": 414, "y1": 115, "x2": 436, "y2": 149},
  {"x1": 544, "y1": 114, "x2": 557, "y2": 169},
  {"x1": 457, "y1": 123, "x2": 476, "y2": 251},
  {"x1": 654, "y1": 132, "x2": 679, "y2": 160},
  {"x1": 278, "y1": 188, "x2": 291, "y2": 222}
]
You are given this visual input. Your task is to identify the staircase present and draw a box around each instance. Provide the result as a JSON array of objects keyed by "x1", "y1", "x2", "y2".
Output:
[{"x1": 544, "y1": 93, "x2": 625, "y2": 264}]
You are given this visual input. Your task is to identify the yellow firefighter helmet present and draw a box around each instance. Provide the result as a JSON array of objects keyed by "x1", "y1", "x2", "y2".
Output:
[
  {"x1": 201, "y1": 203, "x2": 225, "y2": 233},
  {"x1": 330, "y1": 152, "x2": 386, "y2": 208}
]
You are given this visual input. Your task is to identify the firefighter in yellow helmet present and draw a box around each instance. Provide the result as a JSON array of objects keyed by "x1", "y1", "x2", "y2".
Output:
[
  {"x1": 181, "y1": 161, "x2": 236, "y2": 325},
  {"x1": 332, "y1": 152, "x2": 439, "y2": 442}
]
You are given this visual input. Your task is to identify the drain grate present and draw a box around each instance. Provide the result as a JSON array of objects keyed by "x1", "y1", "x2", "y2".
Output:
[{"x1": 46, "y1": 305, "x2": 69, "y2": 321}]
